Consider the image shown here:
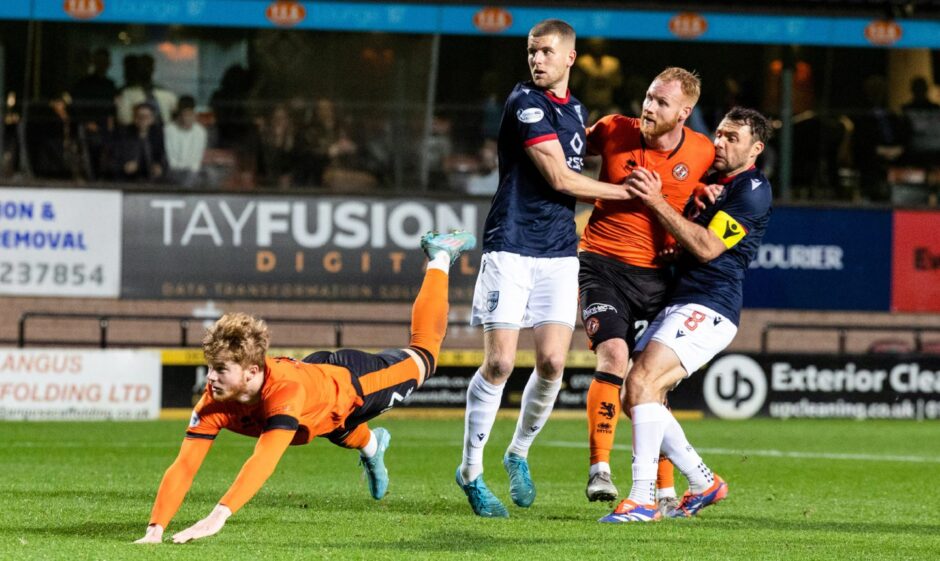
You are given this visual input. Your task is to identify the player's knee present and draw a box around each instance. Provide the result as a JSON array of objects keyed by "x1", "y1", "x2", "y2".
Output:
[
  {"x1": 536, "y1": 352, "x2": 566, "y2": 380},
  {"x1": 482, "y1": 354, "x2": 514, "y2": 382},
  {"x1": 596, "y1": 339, "x2": 630, "y2": 375}
]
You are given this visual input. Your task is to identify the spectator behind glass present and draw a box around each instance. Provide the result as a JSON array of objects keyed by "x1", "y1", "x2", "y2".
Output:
[
  {"x1": 464, "y1": 139, "x2": 499, "y2": 196},
  {"x1": 901, "y1": 76, "x2": 940, "y2": 167},
  {"x1": 850, "y1": 75, "x2": 904, "y2": 202},
  {"x1": 165, "y1": 95, "x2": 207, "y2": 187},
  {"x1": 115, "y1": 54, "x2": 178, "y2": 126},
  {"x1": 111, "y1": 102, "x2": 167, "y2": 182},
  {"x1": 210, "y1": 65, "x2": 254, "y2": 151},
  {"x1": 26, "y1": 92, "x2": 84, "y2": 181},
  {"x1": 257, "y1": 104, "x2": 299, "y2": 188},
  {"x1": 70, "y1": 47, "x2": 117, "y2": 180},
  {"x1": 298, "y1": 98, "x2": 357, "y2": 186}
]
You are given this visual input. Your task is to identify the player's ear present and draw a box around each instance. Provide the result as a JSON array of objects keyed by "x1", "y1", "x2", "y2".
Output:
[
  {"x1": 567, "y1": 48, "x2": 577, "y2": 68},
  {"x1": 750, "y1": 140, "x2": 765, "y2": 159}
]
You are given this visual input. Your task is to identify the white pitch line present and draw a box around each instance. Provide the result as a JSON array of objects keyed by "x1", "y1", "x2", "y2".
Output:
[{"x1": 541, "y1": 440, "x2": 940, "y2": 464}]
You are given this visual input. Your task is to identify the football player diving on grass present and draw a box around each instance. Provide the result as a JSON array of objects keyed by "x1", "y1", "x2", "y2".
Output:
[{"x1": 134, "y1": 231, "x2": 476, "y2": 544}]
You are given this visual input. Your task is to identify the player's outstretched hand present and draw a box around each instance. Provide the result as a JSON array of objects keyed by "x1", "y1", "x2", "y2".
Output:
[
  {"x1": 134, "y1": 524, "x2": 164, "y2": 544},
  {"x1": 694, "y1": 183, "x2": 723, "y2": 209},
  {"x1": 171, "y1": 504, "x2": 232, "y2": 544}
]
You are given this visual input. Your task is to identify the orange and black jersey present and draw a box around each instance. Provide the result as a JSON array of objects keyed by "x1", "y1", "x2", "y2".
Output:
[
  {"x1": 580, "y1": 115, "x2": 715, "y2": 268},
  {"x1": 186, "y1": 356, "x2": 363, "y2": 445}
]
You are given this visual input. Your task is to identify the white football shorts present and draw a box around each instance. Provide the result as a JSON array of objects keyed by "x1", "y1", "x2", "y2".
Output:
[
  {"x1": 470, "y1": 251, "x2": 579, "y2": 330},
  {"x1": 634, "y1": 303, "x2": 738, "y2": 376}
]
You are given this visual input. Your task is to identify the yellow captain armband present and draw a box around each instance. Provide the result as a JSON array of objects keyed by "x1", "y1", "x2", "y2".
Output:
[{"x1": 707, "y1": 210, "x2": 748, "y2": 249}]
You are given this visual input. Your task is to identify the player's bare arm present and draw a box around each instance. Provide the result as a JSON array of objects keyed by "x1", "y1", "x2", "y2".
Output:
[
  {"x1": 525, "y1": 139, "x2": 633, "y2": 200},
  {"x1": 626, "y1": 167, "x2": 726, "y2": 262}
]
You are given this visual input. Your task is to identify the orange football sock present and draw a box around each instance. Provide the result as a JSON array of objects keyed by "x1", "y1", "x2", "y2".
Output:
[
  {"x1": 587, "y1": 372, "x2": 624, "y2": 466},
  {"x1": 657, "y1": 455, "x2": 676, "y2": 493},
  {"x1": 408, "y1": 268, "x2": 449, "y2": 372},
  {"x1": 334, "y1": 423, "x2": 372, "y2": 450}
]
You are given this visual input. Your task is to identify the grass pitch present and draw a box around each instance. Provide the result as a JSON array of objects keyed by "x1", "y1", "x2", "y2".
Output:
[{"x1": 2, "y1": 416, "x2": 939, "y2": 560}]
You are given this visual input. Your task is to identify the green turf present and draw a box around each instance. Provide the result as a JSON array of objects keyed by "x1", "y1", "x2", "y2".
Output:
[{"x1": 2, "y1": 417, "x2": 939, "y2": 560}]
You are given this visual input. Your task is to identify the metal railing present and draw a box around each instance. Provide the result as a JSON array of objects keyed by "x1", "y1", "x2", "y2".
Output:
[
  {"x1": 17, "y1": 312, "x2": 412, "y2": 349},
  {"x1": 760, "y1": 323, "x2": 940, "y2": 354}
]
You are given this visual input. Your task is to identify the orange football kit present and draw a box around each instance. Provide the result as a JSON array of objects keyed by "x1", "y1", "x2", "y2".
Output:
[
  {"x1": 580, "y1": 115, "x2": 714, "y2": 488},
  {"x1": 147, "y1": 269, "x2": 449, "y2": 529}
]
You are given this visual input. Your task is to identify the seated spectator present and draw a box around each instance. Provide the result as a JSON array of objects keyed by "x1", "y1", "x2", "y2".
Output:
[
  {"x1": 115, "y1": 54, "x2": 178, "y2": 126},
  {"x1": 164, "y1": 95, "x2": 208, "y2": 187},
  {"x1": 298, "y1": 98, "x2": 358, "y2": 187},
  {"x1": 110, "y1": 102, "x2": 167, "y2": 182},
  {"x1": 257, "y1": 104, "x2": 299, "y2": 188},
  {"x1": 26, "y1": 92, "x2": 84, "y2": 181}
]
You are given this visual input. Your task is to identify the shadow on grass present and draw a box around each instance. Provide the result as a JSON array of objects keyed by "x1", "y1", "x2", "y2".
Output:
[
  {"x1": 318, "y1": 528, "x2": 566, "y2": 554},
  {"x1": 704, "y1": 514, "x2": 939, "y2": 537},
  {"x1": 4, "y1": 521, "x2": 142, "y2": 541}
]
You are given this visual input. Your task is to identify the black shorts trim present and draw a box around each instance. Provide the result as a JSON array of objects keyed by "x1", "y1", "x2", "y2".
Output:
[
  {"x1": 264, "y1": 414, "x2": 300, "y2": 432},
  {"x1": 185, "y1": 431, "x2": 217, "y2": 440}
]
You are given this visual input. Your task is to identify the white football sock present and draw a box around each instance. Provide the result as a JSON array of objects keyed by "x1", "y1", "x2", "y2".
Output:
[
  {"x1": 627, "y1": 402, "x2": 670, "y2": 505},
  {"x1": 506, "y1": 370, "x2": 561, "y2": 458},
  {"x1": 459, "y1": 369, "x2": 505, "y2": 483},
  {"x1": 359, "y1": 430, "x2": 378, "y2": 458},
  {"x1": 661, "y1": 412, "x2": 714, "y2": 494},
  {"x1": 427, "y1": 253, "x2": 450, "y2": 273},
  {"x1": 589, "y1": 461, "x2": 611, "y2": 477}
]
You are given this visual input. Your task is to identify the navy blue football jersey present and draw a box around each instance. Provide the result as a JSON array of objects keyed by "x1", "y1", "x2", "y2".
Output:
[
  {"x1": 669, "y1": 167, "x2": 773, "y2": 325},
  {"x1": 482, "y1": 81, "x2": 588, "y2": 257}
]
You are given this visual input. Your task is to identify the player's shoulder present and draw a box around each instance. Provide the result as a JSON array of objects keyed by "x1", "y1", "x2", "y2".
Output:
[
  {"x1": 589, "y1": 114, "x2": 639, "y2": 138},
  {"x1": 682, "y1": 127, "x2": 716, "y2": 156},
  {"x1": 727, "y1": 168, "x2": 773, "y2": 209},
  {"x1": 506, "y1": 81, "x2": 551, "y2": 109}
]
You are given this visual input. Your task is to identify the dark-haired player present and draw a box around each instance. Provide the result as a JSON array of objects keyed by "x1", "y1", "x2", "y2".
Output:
[{"x1": 601, "y1": 107, "x2": 773, "y2": 523}]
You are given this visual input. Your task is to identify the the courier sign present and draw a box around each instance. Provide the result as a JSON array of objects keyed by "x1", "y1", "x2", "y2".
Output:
[
  {"x1": 703, "y1": 354, "x2": 940, "y2": 420},
  {"x1": 122, "y1": 194, "x2": 484, "y2": 301}
]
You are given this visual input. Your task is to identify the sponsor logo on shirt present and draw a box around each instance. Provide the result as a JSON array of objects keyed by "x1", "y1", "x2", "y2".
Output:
[{"x1": 516, "y1": 108, "x2": 545, "y2": 124}]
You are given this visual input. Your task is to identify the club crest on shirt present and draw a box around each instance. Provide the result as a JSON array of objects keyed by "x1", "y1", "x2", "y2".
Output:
[
  {"x1": 516, "y1": 107, "x2": 544, "y2": 124},
  {"x1": 672, "y1": 162, "x2": 690, "y2": 180},
  {"x1": 486, "y1": 290, "x2": 500, "y2": 312}
]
